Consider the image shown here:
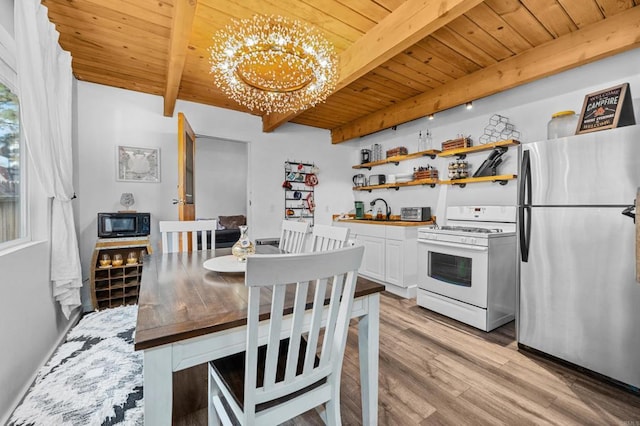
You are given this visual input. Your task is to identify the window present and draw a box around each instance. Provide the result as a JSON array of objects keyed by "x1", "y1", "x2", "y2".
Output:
[
  {"x1": 0, "y1": 26, "x2": 25, "y2": 247},
  {"x1": 0, "y1": 79, "x2": 21, "y2": 245}
]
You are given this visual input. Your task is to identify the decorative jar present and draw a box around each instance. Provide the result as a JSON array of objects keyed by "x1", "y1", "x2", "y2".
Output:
[
  {"x1": 231, "y1": 225, "x2": 255, "y2": 262},
  {"x1": 547, "y1": 110, "x2": 579, "y2": 139}
]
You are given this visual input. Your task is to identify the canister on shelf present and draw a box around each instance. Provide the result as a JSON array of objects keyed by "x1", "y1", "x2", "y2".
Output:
[{"x1": 547, "y1": 110, "x2": 579, "y2": 139}]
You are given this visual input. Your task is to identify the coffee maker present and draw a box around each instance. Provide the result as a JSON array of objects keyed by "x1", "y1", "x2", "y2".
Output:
[
  {"x1": 354, "y1": 201, "x2": 365, "y2": 219},
  {"x1": 360, "y1": 149, "x2": 372, "y2": 164}
]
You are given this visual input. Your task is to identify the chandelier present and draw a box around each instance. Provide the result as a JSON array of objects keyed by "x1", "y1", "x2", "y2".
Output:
[{"x1": 209, "y1": 15, "x2": 338, "y2": 114}]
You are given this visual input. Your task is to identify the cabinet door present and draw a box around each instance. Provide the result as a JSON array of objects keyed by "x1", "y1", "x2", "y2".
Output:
[
  {"x1": 355, "y1": 235, "x2": 385, "y2": 281},
  {"x1": 385, "y1": 239, "x2": 403, "y2": 286}
]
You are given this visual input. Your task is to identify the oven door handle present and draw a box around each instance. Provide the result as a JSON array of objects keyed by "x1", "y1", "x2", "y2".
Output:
[{"x1": 418, "y1": 239, "x2": 489, "y2": 252}]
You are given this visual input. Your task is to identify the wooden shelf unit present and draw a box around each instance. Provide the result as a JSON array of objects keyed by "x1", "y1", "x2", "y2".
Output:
[
  {"x1": 437, "y1": 139, "x2": 520, "y2": 158},
  {"x1": 352, "y1": 177, "x2": 439, "y2": 191},
  {"x1": 90, "y1": 236, "x2": 152, "y2": 310},
  {"x1": 352, "y1": 149, "x2": 441, "y2": 169},
  {"x1": 350, "y1": 140, "x2": 520, "y2": 191},
  {"x1": 440, "y1": 174, "x2": 517, "y2": 187}
]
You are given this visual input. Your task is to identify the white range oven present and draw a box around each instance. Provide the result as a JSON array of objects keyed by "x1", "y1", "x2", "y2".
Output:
[{"x1": 417, "y1": 206, "x2": 517, "y2": 331}]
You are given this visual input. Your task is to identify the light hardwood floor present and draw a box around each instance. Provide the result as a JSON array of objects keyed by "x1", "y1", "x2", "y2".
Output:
[{"x1": 175, "y1": 291, "x2": 640, "y2": 425}]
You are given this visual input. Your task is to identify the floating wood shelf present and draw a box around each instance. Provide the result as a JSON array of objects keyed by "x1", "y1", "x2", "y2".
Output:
[
  {"x1": 353, "y1": 177, "x2": 439, "y2": 191},
  {"x1": 351, "y1": 140, "x2": 519, "y2": 191},
  {"x1": 440, "y1": 174, "x2": 518, "y2": 187},
  {"x1": 438, "y1": 139, "x2": 520, "y2": 158},
  {"x1": 352, "y1": 149, "x2": 441, "y2": 169}
]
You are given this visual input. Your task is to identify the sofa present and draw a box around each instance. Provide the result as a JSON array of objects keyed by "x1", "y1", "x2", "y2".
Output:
[
  {"x1": 199, "y1": 215, "x2": 246, "y2": 249},
  {"x1": 215, "y1": 228, "x2": 241, "y2": 248}
]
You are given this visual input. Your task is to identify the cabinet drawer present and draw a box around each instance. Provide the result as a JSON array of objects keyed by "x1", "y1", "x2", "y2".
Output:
[
  {"x1": 385, "y1": 225, "x2": 418, "y2": 240},
  {"x1": 343, "y1": 222, "x2": 386, "y2": 238}
]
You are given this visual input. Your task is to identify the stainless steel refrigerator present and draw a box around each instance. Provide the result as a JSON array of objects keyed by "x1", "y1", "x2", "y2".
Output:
[{"x1": 517, "y1": 125, "x2": 640, "y2": 390}]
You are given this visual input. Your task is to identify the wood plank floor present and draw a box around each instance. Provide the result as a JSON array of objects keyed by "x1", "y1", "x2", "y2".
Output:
[{"x1": 175, "y1": 291, "x2": 640, "y2": 425}]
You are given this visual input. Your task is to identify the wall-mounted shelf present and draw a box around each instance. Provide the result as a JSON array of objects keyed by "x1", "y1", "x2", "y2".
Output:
[
  {"x1": 350, "y1": 139, "x2": 519, "y2": 191},
  {"x1": 352, "y1": 149, "x2": 441, "y2": 170},
  {"x1": 438, "y1": 139, "x2": 520, "y2": 158},
  {"x1": 440, "y1": 174, "x2": 517, "y2": 188},
  {"x1": 353, "y1": 177, "x2": 439, "y2": 192}
]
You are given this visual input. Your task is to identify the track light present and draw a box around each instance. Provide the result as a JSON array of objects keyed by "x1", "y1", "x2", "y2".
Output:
[{"x1": 465, "y1": 101, "x2": 473, "y2": 110}]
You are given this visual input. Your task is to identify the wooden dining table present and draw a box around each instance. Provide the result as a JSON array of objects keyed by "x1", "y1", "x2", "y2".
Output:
[{"x1": 134, "y1": 246, "x2": 384, "y2": 425}]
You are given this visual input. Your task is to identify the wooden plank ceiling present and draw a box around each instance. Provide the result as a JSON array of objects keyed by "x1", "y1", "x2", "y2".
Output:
[{"x1": 42, "y1": 0, "x2": 640, "y2": 143}]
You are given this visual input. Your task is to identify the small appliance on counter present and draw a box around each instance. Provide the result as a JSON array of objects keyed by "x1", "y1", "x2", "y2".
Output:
[
  {"x1": 352, "y1": 174, "x2": 367, "y2": 187},
  {"x1": 360, "y1": 148, "x2": 371, "y2": 164},
  {"x1": 368, "y1": 174, "x2": 386, "y2": 186},
  {"x1": 400, "y1": 207, "x2": 431, "y2": 222},
  {"x1": 354, "y1": 201, "x2": 365, "y2": 219},
  {"x1": 97, "y1": 212, "x2": 151, "y2": 238}
]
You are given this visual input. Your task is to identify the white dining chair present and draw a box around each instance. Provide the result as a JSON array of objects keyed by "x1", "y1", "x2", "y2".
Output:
[
  {"x1": 158, "y1": 220, "x2": 217, "y2": 253},
  {"x1": 208, "y1": 245, "x2": 365, "y2": 426},
  {"x1": 309, "y1": 224, "x2": 350, "y2": 252},
  {"x1": 278, "y1": 220, "x2": 309, "y2": 254}
]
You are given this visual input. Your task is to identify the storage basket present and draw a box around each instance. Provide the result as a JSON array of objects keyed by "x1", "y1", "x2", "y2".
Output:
[
  {"x1": 413, "y1": 169, "x2": 439, "y2": 180},
  {"x1": 386, "y1": 146, "x2": 408, "y2": 158},
  {"x1": 441, "y1": 137, "x2": 472, "y2": 151}
]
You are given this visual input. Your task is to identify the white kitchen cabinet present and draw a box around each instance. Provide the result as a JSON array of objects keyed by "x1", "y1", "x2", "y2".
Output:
[
  {"x1": 356, "y1": 235, "x2": 385, "y2": 281},
  {"x1": 335, "y1": 221, "x2": 419, "y2": 298},
  {"x1": 384, "y1": 238, "x2": 403, "y2": 285}
]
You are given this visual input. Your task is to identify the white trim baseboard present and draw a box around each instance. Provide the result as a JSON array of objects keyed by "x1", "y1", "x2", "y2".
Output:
[{"x1": 1, "y1": 309, "x2": 82, "y2": 425}]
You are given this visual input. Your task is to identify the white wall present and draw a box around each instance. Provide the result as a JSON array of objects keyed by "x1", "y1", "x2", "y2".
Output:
[
  {"x1": 195, "y1": 137, "x2": 247, "y2": 220},
  {"x1": 0, "y1": 0, "x2": 79, "y2": 422},
  {"x1": 75, "y1": 82, "x2": 355, "y2": 310}
]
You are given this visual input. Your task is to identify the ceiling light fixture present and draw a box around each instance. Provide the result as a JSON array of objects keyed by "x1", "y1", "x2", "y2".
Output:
[
  {"x1": 466, "y1": 101, "x2": 473, "y2": 110},
  {"x1": 209, "y1": 15, "x2": 339, "y2": 114}
]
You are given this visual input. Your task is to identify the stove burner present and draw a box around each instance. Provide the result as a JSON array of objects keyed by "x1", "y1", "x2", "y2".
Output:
[{"x1": 439, "y1": 225, "x2": 503, "y2": 233}]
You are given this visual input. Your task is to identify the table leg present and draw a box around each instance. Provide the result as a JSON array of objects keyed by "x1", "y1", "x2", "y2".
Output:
[
  {"x1": 358, "y1": 293, "x2": 379, "y2": 426},
  {"x1": 143, "y1": 346, "x2": 173, "y2": 426}
]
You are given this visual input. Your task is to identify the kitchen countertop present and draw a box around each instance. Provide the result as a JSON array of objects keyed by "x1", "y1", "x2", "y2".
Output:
[{"x1": 333, "y1": 218, "x2": 434, "y2": 227}]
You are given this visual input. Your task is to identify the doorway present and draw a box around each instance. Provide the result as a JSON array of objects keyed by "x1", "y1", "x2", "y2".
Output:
[{"x1": 194, "y1": 135, "x2": 249, "y2": 224}]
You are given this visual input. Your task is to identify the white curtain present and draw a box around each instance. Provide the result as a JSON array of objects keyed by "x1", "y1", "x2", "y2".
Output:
[{"x1": 15, "y1": 0, "x2": 81, "y2": 318}]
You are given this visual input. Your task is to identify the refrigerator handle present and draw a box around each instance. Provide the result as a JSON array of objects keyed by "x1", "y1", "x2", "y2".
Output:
[
  {"x1": 621, "y1": 204, "x2": 635, "y2": 223},
  {"x1": 519, "y1": 150, "x2": 532, "y2": 262},
  {"x1": 631, "y1": 188, "x2": 640, "y2": 283}
]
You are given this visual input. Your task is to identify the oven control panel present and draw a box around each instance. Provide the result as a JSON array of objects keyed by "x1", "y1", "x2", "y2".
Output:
[{"x1": 417, "y1": 230, "x2": 489, "y2": 247}]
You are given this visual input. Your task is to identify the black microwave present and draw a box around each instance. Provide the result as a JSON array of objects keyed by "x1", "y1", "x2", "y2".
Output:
[{"x1": 97, "y1": 212, "x2": 151, "y2": 238}]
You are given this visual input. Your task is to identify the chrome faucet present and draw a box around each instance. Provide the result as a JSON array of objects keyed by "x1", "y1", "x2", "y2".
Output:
[{"x1": 370, "y1": 198, "x2": 390, "y2": 220}]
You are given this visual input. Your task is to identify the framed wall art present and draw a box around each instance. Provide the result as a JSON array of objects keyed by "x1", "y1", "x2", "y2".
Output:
[
  {"x1": 576, "y1": 83, "x2": 636, "y2": 134},
  {"x1": 116, "y1": 145, "x2": 161, "y2": 182}
]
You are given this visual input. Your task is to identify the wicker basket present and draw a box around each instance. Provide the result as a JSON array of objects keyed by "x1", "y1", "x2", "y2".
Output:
[{"x1": 441, "y1": 137, "x2": 472, "y2": 151}]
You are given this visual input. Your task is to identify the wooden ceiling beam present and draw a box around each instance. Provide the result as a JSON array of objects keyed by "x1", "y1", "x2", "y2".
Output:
[
  {"x1": 330, "y1": 7, "x2": 640, "y2": 144},
  {"x1": 261, "y1": 0, "x2": 484, "y2": 133},
  {"x1": 163, "y1": 0, "x2": 197, "y2": 117}
]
